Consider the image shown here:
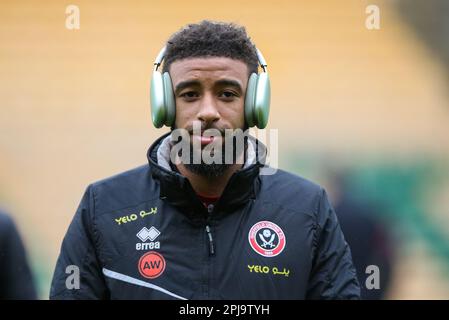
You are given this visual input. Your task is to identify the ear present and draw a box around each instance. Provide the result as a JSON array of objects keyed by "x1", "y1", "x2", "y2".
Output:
[
  {"x1": 150, "y1": 70, "x2": 166, "y2": 128},
  {"x1": 253, "y1": 72, "x2": 270, "y2": 129},
  {"x1": 162, "y1": 72, "x2": 176, "y2": 126},
  {"x1": 244, "y1": 73, "x2": 258, "y2": 127}
]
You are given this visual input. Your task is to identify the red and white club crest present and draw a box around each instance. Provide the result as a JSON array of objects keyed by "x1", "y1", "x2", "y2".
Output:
[{"x1": 248, "y1": 221, "x2": 286, "y2": 257}]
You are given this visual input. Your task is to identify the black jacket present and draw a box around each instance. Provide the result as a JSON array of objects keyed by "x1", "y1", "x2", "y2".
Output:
[{"x1": 50, "y1": 133, "x2": 360, "y2": 299}]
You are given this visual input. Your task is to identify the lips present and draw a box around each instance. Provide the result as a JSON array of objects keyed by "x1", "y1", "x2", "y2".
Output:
[
  {"x1": 199, "y1": 135, "x2": 215, "y2": 146},
  {"x1": 191, "y1": 133, "x2": 215, "y2": 146},
  {"x1": 188, "y1": 127, "x2": 224, "y2": 147},
  {"x1": 190, "y1": 130, "x2": 224, "y2": 147}
]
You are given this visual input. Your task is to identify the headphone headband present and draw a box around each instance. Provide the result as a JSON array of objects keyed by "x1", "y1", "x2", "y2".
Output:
[
  {"x1": 153, "y1": 46, "x2": 268, "y2": 73},
  {"x1": 154, "y1": 46, "x2": 166, "y2": 71}
]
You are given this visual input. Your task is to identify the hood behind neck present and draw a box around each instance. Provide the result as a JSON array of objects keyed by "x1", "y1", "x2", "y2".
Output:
[{"x1": 155, "y1": 133, "x2": 259, "y2": 172}]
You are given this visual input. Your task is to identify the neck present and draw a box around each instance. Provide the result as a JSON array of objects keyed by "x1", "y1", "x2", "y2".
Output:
[{"x1": 176, "y1": 162, "x2": 243, "y2": 197}]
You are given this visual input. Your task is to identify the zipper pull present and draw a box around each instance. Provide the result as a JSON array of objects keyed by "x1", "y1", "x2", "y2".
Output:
[
  {"x1": 207, "y1": 204, "x2": 214, "y2": 214},
  {"x1": 205, "y1": 225, "x2": 215, "y2": 256}
]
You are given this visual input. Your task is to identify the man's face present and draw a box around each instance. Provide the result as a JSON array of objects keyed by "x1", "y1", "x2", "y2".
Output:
[
  {"x1": 168, "y1": 57, "x2": 249, "y2": 177},
  {"x1": 170, "y1": 57, "x2": 248, "y2": 141}
]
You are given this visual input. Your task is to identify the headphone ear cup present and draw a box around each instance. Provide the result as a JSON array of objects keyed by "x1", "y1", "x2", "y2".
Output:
[
  {"x1": 245, "y1": 73, "x2": 258, "y2": 128},
  {"x1": 253, "y1": 72, "x2": 271, "y2": 129},
  {"x1": 150, "y1": 71, "x2": 166, "y2": 128},
  {"x1": 162, "y1": 72, "x2": 175, "y2": 127}
]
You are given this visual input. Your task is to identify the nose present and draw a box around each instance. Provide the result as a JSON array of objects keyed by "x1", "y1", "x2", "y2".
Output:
[{"x1": 197, "y1": 92, "x2": 220, "y2": 125}]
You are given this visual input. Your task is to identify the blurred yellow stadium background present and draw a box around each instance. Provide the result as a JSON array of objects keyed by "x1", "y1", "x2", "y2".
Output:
[{"x1": 1, "y1": 0, "x2": 449, "y2": 299}]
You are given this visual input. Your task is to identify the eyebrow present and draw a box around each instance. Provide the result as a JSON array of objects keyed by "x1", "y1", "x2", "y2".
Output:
[
  {"x1": 174, "y1": 80, "x2": 201, "y2": 95},
  {"x1": 174, "y1": 79, "x2": 243, "y2": 95},
  {"x1": 215, "y1": 79, "x2": 243, "y2": 94}
]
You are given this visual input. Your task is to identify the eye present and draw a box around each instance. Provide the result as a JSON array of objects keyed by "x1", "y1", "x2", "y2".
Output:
[
  {"x1": 180, "y1": 91, "x2": 199, "y2": 101},
  {"x1": 219, "y1": 91, "x2": 238, "y2": 100}
]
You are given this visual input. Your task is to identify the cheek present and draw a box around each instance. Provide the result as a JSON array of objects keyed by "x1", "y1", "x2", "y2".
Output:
[
  {"x1": 224, "y1": 102, "x2": 245, "y2": 128},
  {"x1": 174, "y1": 101, "x2": 194, "y2": 128}
]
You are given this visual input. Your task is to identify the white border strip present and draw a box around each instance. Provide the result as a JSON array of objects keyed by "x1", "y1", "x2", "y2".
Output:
[{"x1": 102, "y1": 267, "x2": 188, "y2": 300}]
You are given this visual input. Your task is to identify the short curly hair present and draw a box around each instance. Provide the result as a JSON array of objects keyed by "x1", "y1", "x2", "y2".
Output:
[{"x1": 161, "y1": 20, "x2": 259, "y2": 75}]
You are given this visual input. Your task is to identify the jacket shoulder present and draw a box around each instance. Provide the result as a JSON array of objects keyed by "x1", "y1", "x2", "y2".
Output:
[
  {"x1": 91, "y1": 164, "x2": 150, "y2": 188},
  {"x1": 89, "y1": 165, "x2": 158, "y2": 215},
  {"x1": 259, "y1": 169, "x2": 324, "y2": 215}
]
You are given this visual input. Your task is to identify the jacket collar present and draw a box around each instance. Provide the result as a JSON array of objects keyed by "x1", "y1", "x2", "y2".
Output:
[{"x1": 147, "y1": 132, "x2": 265, "y2": 221}]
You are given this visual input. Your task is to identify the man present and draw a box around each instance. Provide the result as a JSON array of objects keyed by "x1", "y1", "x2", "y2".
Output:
[
  {"x1": 50, "y1": 21, "x2": 360, "y2": 299},
  {"x1": 328, "y1": 170, "x2": 394, "y2": 299},
  {"x1": 0, "y1": 210, "x2": 37, "y2": 299}
]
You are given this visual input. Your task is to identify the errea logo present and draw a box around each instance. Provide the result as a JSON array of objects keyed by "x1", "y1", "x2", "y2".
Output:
[
  {"x1": 136, "y1": 226, "x2": 161, "y2": 251},
  {"x1": 137, "y1": 226, "x2": 160, "y2": 242}
]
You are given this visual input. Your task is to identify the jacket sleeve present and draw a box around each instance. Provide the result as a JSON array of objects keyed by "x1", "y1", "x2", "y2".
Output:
[
  {"x1": 50, "y1": 185, "x2": 109, "y2": 299},
  {"x1": 306, "y1": 188, "x2": 361, "y2": 299}
]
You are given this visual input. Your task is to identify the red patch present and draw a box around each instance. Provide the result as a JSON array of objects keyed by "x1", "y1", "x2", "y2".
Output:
[
  {"x1": 248, "y1": 221, "x2": 286, "y2": 257},
  {"x1": 138, "y1": 251, "x2": 166, "y2": 279}
]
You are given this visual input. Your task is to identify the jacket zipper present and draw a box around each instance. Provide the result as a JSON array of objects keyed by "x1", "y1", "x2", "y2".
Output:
[
  {"x1": 205, "y1": 225, "x2": 215, "y2": 256},
  {"x1": 203, "y1": 204, "x2": 215, "y2": 298},
  {"x1": 205, "y1": 204, "x2": 215, "y2": 256}
]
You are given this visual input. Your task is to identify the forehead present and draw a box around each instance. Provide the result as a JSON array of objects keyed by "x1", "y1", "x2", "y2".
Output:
[{"x1": 168, "y1": 57, "x2": 249, "y2": 85}]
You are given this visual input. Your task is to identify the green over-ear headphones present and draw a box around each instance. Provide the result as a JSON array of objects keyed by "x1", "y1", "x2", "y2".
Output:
[{"x1": 150, "y1": 46, "x2": 271, "y2": 129}]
